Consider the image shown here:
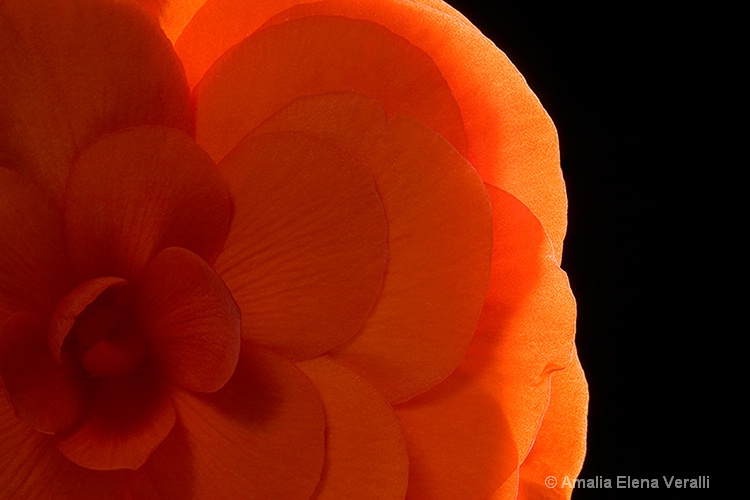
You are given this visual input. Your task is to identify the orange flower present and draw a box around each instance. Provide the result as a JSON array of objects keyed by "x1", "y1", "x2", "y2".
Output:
[{"x1": 0, "y1": 0, "x2": 587, "y2": 498}]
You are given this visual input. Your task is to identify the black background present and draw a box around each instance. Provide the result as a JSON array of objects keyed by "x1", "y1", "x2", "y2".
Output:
[{"x1": 448, "y1": 1, "x2": 735, "y2": 498}]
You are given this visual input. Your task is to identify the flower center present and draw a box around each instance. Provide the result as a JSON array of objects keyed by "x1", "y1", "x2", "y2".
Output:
[{"x1": 71, "y1": 294, "x2": 147, "y2": 378}]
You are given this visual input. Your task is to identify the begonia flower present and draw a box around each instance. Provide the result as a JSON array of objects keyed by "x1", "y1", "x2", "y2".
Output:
[{"x1": 0, "y1": 0, "x2": 587, "y2": 498}]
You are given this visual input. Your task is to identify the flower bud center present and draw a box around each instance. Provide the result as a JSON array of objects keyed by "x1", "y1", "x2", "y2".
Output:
[{"x1": 73, "y1": 299, "x2": 146, "y2": 378}]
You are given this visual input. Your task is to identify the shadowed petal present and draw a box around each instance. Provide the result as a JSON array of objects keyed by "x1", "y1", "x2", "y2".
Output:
[
  {"x1": 134, "y1": 247, "x2": 241, "y2": 393},
  {"x1": 214, "y1": 132, "x2": 386, "y2": 360},
  {"x1": 251, "y1": 93, "x2": 492, "y2": 403},
  {"x1": 0, "y1": 168, "x2": 71, "y2": 323},
  {"x1": 0, "y1": 382, "x2": 134, "y2": 498},
  {"x1": 64, "y1": 126, "x2": 231, "y2": 282},
  {"x1": 57, "y1": 371, "x2": 176, "y2": 471},
  {"x1": 141, "y1": 344, "x2": 325, "y2": 499},
  {"x1": 0, "y1": 0, "x2": 192, "y2": 203},
  {"x1": 0, "y1": 313, "x2": 88, "y2": 434},
  {"x1": 297, "y1": 356, "x2": 409, "y2": 500}
]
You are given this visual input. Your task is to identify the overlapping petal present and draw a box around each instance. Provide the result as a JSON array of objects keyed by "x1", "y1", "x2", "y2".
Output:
[
  {"x1": 517, "y1": 351, "x2": 588, "y2": 499},
  {"x1": 249, "y1": 93, "x2": 491, "y2": 403},
  {"x1": 214, "y1": 131, "x2": 387, "y2": 360},
  {"x1": 0, "y1": 384, "x2": 133, "y2": 499},
  {"x1": 64, "y1": 126, "x2": 231, "y2": 282},
  {"x1": 393, "y1": 185, "x2": 576, "y2": 497},
  {"x1": 0, "y1": 0, "x2": 193, "y2": 203},
  {"x1": 297, "y1": 356, "x2": 409, "y2": 499},
  {"x1": 57, "y1": 372, "x2": 176, "y2": 471},
  {"x1": 193, "y1": 15, "x2": 465, "y2": 163},
  {"x1": 141, "y1": 345, "x2": 326, "y2": 499},
  {"x1": 0, "y1": 313, "x2": 88, "y2": 434},
  {"x1": 0, "y1": 169, "x2": 71, "y2": 323},
  {"x1": 173, "y1": 0, "x2": 566, "y2": 258},
  {"x1": 133, "y1": 247, "x2": 241, "y2": 393}
]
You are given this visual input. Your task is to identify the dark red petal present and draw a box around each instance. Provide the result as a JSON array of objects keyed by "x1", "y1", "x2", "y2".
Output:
[
  {"x1": 251, "y1": 93, "x2": 492, "y2": 403},
  {"x1": 297, "y1": 356, "x2": 408, "y2": 499},
  {"x1": 64, "y1": 126, "x2": 231, "y2": 282},
  {"x1": 141, "y1": 344, "x2": 325, "y2": 498},
  {"x1": 0, "y1": 0, "x2": 192, "y2": 203},
  {"x1": 0, "y1": 383, "x2": 133, "y2": 498},
  {"x1": 133, "y1": 247, "x2": 241, "y2": 393},
  {"x1": 214, "y1": 132, "x2": 386, "y2": 360},
  {"x1": 57, "y1": 371, "x2": 176, "y2": 471},
  {"x1": 0, "y1": 312, "x2": 88, "y2": 434},
  {"x1": 0, "y1": 168, "x2": 72, "y2": 323},
  {"x1": 48, "y1": 276, "x2": 127, "y2": 364},
  {"x1": 193, "y1": 15, "x2": 465, "y2": 163}
]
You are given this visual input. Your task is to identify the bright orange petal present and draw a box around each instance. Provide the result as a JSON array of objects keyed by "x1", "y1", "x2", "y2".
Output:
[
  {"x1": 142, "y1": 344, "x2": 325, "y2": 498},
  {"x1": 64, "y1": 126, "x2": 231, "y2": 282},
  {"x1": 133, "y1": 247, "x2": 241, "y2": 393},
  {"x1": 214, "y1": 132, "x2": 386, "y2": 360},
  {"x1": 175, "y1": 0, "x2": 565, "y2": 258},
  {"x1": 517, "y1": 350, "x2": 588, "y2": 499},
  {"x1": 392, "y1": 185, "x2": 576, "y2": 498},
  {"x1": 57, "y1": 371, "x2": 176, "y2": 471},
  {"x1": 297, "y1": 356, "x2": 409, "y2": 499},
  {"x1": 0, "y1": 168, "x2": 71, "y2": 323},
  {"x1": 250, "y1": 92, "x2": 491, "y2": 403},
  {"x1": 0, "y1": 313, "x2": 88, "y2": 434},
  {"x1": 192, "y1": 15, "x2": 464, "y2": 163},
  {"x1": 0, "y1": 0, "x2": 192, "y2": 203}
]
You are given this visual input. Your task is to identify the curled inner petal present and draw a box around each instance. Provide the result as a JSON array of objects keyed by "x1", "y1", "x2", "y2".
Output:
[{"x1": 133, "y1": 247, "x2": 241, "y2": 393}]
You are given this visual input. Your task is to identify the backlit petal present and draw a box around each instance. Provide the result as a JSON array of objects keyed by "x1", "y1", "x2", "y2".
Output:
[
  {"x1": 517, "y1": 351, "x2": 588, "y2": 499},
  {"x1": 57, "y1": 371, "x2": 176, "y2": 471},
  {"x1": 0, "y1": 0, "x2": 192, "y2": 203},
  {"x1": 474, "y1": 185, "x2": 576, "y2": 478},
  {"x1": 0, "y1": 168, "x2": 71, "y2": 323},
  {"x1": 214, "y1": 132, "x2": 386, "y2": 360},
  {"x1": 142, "y1": 344, "x2": 325, "y2": 498},
  {"x1": 134, "y1": 247, "x2": 241, "y2": 393},
  {"x1": 176, "y1": 0, "x2": 566, "y2": 257},
  {"x1": 192, "y1": 15, "x2": 465, "y2": 163},
  {"x1": 64, "y1": 126, "x2": 231, "y2": 282},
  {"x1": 0, "y1": 313, "x2": 88, "y2": 434},
  {"x1": 297, "y1": 356, "x2": 408, "y2": 499},
  {"x1": 391, "y1": 185, "x2": 577, "y2": 498},
  {"x1": 252, "y1": 93, "x2": 491, "y2": 402}
]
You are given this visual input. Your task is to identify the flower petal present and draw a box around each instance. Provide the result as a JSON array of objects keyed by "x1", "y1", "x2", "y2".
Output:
[
  {"x1": 214, "y1": 132, "x2": 386, "y2": 360},
  {"x1": 48, "y1": 276, "x2": 128, "y2": 364},
  {"x1": 0, "y1": 383, "x2": 132, "y2": 498},
  {"x1": 176, "y1": 0, "x2": 566, "y2": 258},
  {"x1": 0, "y1": 312, "x2": 88, "y2": 434},
  {"x1": 141, "y1": 344, "x2": 325, "y2": 498},
  {"x1": 517, "y1": 350, "x2": 588, "y2": 499},
  {"x1": 474, "y1": 185, "x2": 577, "y2": 476},
  {"x1": 0, "y1": 168, "x2": 71, "y2": 323},
  {"x1": 133, "y1": 247, "x2": 241, "y2": 393},
  {"x1": 297, "y1": 356, "x2": 408, "y2": 499},
  {"x1": 64, "y1": 126, "x2": 231, "y2": 282},
  {"x1": 57, "y1": 370, "x2": 176, "y2": 471},
  {"x1": 393, "y1": 185, "x2": 577, "y2": 497},
  {"x1": 0, "y1": 0, "x2": 192, "y2": 203},
  {"x1": 251, "y1": 93, "x2": 492, "y2": 403},
  {"x1": 192, "y1": 15, "x2": 465, "y2": 163}
]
